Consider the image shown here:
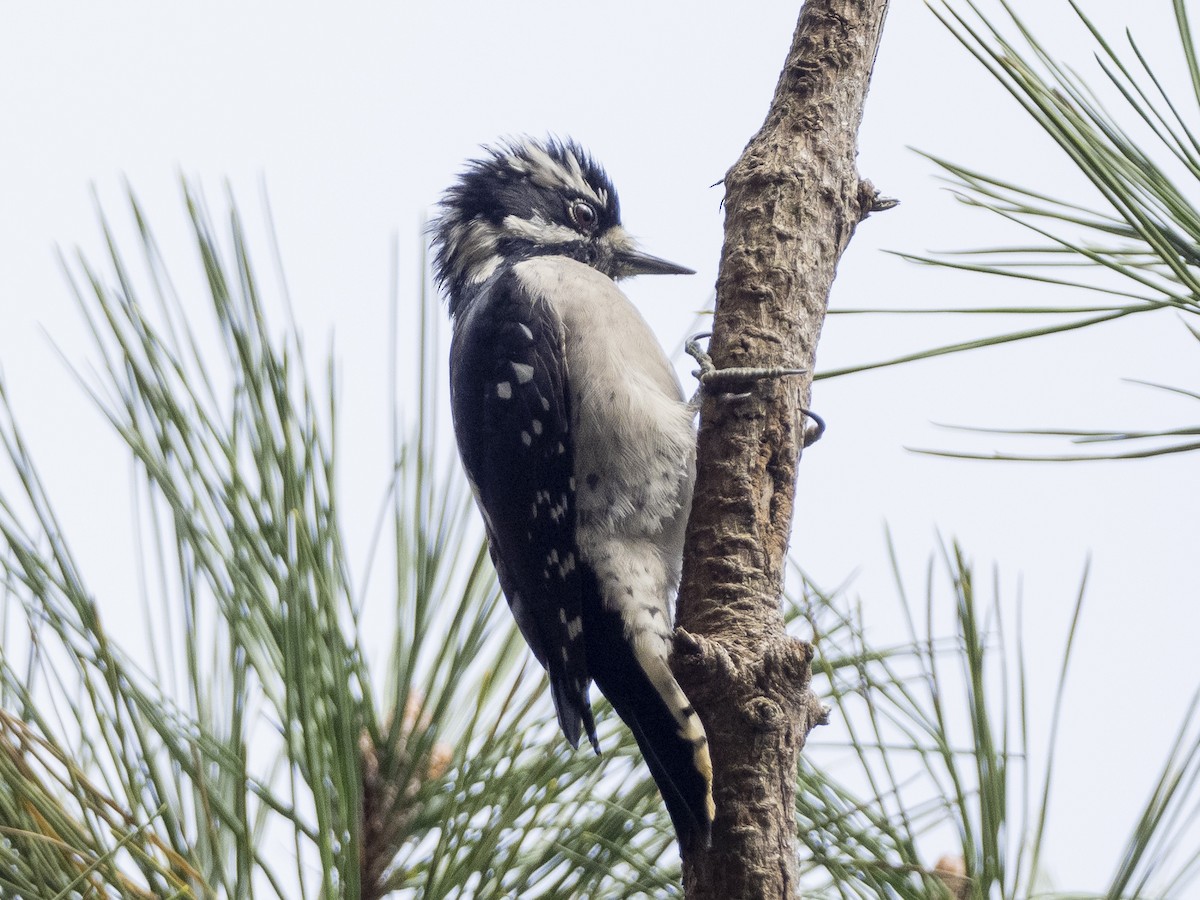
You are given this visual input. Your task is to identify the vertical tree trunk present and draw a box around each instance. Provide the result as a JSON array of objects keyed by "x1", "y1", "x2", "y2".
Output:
[{"x1": 673, "y1": 1, "x2": 892, "y2": 896}]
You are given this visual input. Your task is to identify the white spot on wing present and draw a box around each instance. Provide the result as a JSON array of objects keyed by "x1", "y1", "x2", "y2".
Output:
[
  {"x1": 512, "y1": 362, "x2": 535, "y2": 384},
  {"x1": 496, "y1": 382, "x2": 512, "y2": 399}
]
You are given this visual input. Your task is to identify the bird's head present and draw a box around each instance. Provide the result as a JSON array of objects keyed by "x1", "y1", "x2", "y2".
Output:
[{"x1": 431, "y1": 136, "x2": 692, "y2": 315}]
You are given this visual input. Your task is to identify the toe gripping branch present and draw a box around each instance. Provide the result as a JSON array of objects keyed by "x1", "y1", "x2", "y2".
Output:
[{"x1": 685, "y1": 332, "x2": 825, "y2": 448}]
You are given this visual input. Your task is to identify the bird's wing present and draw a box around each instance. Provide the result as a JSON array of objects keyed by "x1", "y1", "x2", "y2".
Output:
[{"x1": 449, "y1": 268, "x2": 598, "y2": 752}]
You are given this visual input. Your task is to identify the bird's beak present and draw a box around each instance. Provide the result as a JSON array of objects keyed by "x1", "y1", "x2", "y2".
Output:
[
  {"x1": 604, "y1": 227, "x2": 695, "y2": 277},
  {"x1": 615, "y1": 246, "x2": 696, "y2": 277}
]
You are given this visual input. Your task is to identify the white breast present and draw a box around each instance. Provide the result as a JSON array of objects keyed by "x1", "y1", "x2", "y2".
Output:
[{"x1": 513, "y1": 255, "x2": 696, "y2": 554}]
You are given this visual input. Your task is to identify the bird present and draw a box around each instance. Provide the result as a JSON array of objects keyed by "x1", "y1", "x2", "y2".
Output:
[{"x1": 430, "y1": 136, "x2": 714, "y2": 852}]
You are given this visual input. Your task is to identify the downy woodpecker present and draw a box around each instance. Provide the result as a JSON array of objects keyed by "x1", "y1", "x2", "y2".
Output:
[{"x1": 431, "y1": 137, "x2": 714, "y2": 851}]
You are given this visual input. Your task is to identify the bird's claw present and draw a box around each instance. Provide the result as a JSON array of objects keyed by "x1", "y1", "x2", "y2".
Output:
[
  {"x1": 800, "y1": 408, "x2": 826, "y2": 447},
  {"x1": 685, "y1": 331, "x2": 807, "y2": 399},
  {"x1": 686, "y1": 332, "x2": 826, "y2": 446}
]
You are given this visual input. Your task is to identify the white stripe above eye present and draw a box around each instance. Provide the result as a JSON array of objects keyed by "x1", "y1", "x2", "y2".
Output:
[
  {"x1": 503, "y1": 214, "x2": 580, "y2": 246},
  {"x1": 513, "y1": 139, "x2": 603, "y2": 204}
]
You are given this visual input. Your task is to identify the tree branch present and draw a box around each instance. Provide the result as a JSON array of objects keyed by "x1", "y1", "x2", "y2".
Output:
[{"x1": 674, "y1": 1, "x2": 892, "y2": 895}]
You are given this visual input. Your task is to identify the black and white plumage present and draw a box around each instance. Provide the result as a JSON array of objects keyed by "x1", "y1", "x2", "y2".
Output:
[{"x1": 431, "y1": 137, "x2": 714, "y2": 851}]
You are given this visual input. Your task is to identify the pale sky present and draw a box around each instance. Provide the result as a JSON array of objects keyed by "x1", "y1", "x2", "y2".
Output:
[{"x1": 2, "y1": 1, "x2": 1197, "y2": 892}]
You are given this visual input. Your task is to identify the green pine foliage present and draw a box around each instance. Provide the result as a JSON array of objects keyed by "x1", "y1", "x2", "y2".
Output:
[
  {"x1": 828, "y1": 1, "x2": 1200, "y2": 461},
  {"x1": 1, "y1": 3, "x2": 1199, "y2": 897}
]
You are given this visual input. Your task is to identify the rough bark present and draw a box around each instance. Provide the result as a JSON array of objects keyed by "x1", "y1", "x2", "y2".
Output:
[{"x1": 672, "y1": 1, "x2": 892, "y2": 897}]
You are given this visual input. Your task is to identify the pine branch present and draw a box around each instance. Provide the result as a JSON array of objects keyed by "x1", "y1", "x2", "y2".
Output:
[{"x1": 674, "y1": 1, "x2": 894, "y2": 895}]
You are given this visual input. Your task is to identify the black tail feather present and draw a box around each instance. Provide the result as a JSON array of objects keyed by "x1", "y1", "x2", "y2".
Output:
[
  {"x1": 550, "y1": 677, "x2": 600, "y2": 754},
  {"x1": 610, "y1": 688, "x2": 713, "y2": 853},
  {"x1": 580, "y1": 572, "x2": 713, "y2": 853}
]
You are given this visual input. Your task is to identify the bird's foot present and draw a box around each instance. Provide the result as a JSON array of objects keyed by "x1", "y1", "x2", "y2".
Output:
[
  {"x1": 685, "y1": 332, "x2": 826, "y2": 446},
  {"x1": 685, "y1": 332, "x2": 805, "y2": 398},
  {"x1": 800, "y1": 408, "x2": 826, "y2": 447}
]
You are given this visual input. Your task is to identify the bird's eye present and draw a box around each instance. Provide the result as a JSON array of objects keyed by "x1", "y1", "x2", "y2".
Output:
[{"x1": 569, "y1": 200, "x2": 597, "y2": 230}]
